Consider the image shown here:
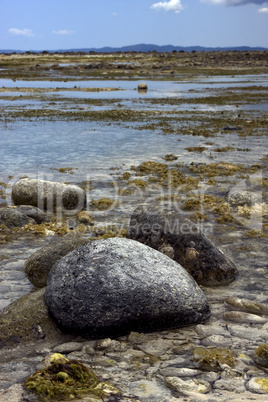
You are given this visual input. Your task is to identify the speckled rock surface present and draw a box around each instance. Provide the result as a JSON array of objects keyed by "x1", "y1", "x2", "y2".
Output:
[
  {"x1": 127, "y1": 204, "x2": 238, "y2": 286},
  {"x1": 45, "y1": 237, "x2": 210, "y2": 338}
]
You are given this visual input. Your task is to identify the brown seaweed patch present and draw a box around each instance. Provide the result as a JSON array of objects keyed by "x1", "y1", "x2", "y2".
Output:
[
  {"x1": 24, "y1": 353, "x2": 120, "y2": 401},
  {"x1": 193, "y1": 346, "x2": 235, "y2": 371},
  {"x1": 185, "y1": 146, "x2": 207, "y2": 153},
  {"x1": 189, "y1": 162, "x2": 261, "y2": 177},
  {"x1": 50, "y1": 167, "x2": 78, "y2": 174},
  {"x1": 213, "y1": 146, "x2": 235, "y2": 152},
  {"x1": 90, "y1": 197, "x2": 118, "y2": 210}
]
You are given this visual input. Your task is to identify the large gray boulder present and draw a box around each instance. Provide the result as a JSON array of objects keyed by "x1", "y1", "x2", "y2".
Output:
[
  {"x1": 12, "y1": 178, "x2": 86, "y2": 211},
  {"x1": 24, "y1": 233, "x2": 89, "y2": 288},
  {"x1": 0, "y1": 205, "x2": 49, "y2": 228},
  {"x1": 127, "y1": 205, "x2": 238, "y2": 286},
  {"x1": 45, "y1": 238, "x2": 210, "y2": 338}
]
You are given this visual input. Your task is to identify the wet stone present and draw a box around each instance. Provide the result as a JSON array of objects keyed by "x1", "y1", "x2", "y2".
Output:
[
  {"x1": 45, "y1": 238, "x2": 210, "y2": 338},
  {"x1": 127, "y1": 204, "x2": 238, "y2": 286},
  {"x1": 246, "y1": 377, "x2": 268, "y2": 394}
]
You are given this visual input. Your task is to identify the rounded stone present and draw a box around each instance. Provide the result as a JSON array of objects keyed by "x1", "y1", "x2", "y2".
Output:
[
  {"x1": 24, "y1": 233, "x2": 88, "y2": 288},
  {"x1": 137, "y1": 82, "x2": 148, "y2": 91},
  {"x1": 12, "y1": 178, "x2": 86, "y2": 211},
  {"x1": 246, "y1": 377, "x2": 268, "y2": 394},
  {"x1": 127, "y1": 204, "x2": 238, "y2": 286},
  {"x1": 45, "y1": 238, "x2": 210, "y2": 338}
]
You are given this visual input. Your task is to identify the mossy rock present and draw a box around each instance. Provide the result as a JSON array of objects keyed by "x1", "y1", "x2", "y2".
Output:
[
  {"x1": 254, "y1": 344, "x2": 268, "y2": 368},
  {"x1": 0, "y1": 289, "x2": 67, "y2": 348},
  {"x1": 24, "y1": 353, "x2": 120, "y2": 401}
]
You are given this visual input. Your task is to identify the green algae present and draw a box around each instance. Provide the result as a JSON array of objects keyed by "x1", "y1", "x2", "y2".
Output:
[
  {"x1": 193, "y1": 346, "x2": 236, "y2": 371},
  {"x1": 24, "y1": 354, "x2": 120, "y2": 401}
]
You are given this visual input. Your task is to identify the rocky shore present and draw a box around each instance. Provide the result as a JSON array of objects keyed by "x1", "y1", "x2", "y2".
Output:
[
  {"x1": 0, "y1": 51, "x2": 267, "y2": 401},
  {"x1": 0, "y1": 178, "x2": 268, "y2": 401}
]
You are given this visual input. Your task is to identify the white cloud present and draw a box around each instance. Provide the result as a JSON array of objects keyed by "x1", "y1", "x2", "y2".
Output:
[
  {"x1": 8, "y1": 28, "x2": 34, "y2": 37},
  {"x1": 52, "y1": 30, "x2": 76, "y2": 35},
  {"x1": 201, "y1": 0, "x2": 268, "y2": 5},
  {"x1": 151, "y1": 0, "x2": 184, "y2": 13},
  {"x1": 258, "y1": 6, "x2": 268, "y2": 11}
]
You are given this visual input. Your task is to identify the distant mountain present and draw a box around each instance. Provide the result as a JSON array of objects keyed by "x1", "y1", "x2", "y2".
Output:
[{"x1": 1, "y1": 43, "x2": 267, "y2": 54}]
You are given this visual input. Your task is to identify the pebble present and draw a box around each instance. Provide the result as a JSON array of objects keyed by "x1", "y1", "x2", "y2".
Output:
[
  {"x1": 213, "y1": 368, "x2": 246, "y2": 393},
  {"x1": 223, "y1": 311, "x2": 268, "y2": 324},
  {"x1": 246, "y1": 377, "x2": 268, "y2": 394},
  {"x1": 227, "y1": 324, "x2": 268, "y2": 341},
  {"x1": 52, "y1": 341, "x2": 84, "y2": 353},
  {"x1": 202, "y1": 334, "x2": 233, "y2": 347},
  {"x1": 165, "y1": 376, "x2": 211, "y2": 395},
  {"x1": 159, "y1": 367, "x2": 203, "y2": 377},
  {"x1": 136, "y1": 338, "x2": 174, "y2": 357}
]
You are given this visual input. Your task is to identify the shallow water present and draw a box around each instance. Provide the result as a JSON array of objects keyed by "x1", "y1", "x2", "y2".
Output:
[{"x1": 0, "y1": 74, "x2": 267, "y2": 310}]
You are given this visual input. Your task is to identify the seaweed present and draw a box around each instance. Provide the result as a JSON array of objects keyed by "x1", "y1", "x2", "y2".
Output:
[
  {"x1": 24, "y1": 353, "x2": 120, "y2": 401},
  {"x1": 193, "y1": 346, "x2": 236, "y2": 371}
]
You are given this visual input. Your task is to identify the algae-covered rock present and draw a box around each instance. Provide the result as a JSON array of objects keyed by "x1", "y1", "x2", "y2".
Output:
[
  {"x1": 24, "y1": 353, "x2": 120, "y2": 401},
  {"x1": 12, "y1": 178, "x2": 86, "y2": 211},
  {"x1": 45, "y1": 237, "x2": 210, "y2": 338},
  {"x1": 247, "y1": 377, "x2": 268, "y2": 394},
  {"x1": 254, "y1": 344, "x2": 268, "y2": 368},
  {"x1": 24, "y1": 232, "x2": 89, "y2": 288},
  {"x1": 0, "y1": 288, "x2": 65, "y2": 348},
  {"x1": 127, "y1": 204, "x2": 238, "y2": 286}
]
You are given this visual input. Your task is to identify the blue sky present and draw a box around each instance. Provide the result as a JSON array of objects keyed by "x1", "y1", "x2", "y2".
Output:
[{"x1": 0, "y1": 0, "x2": 268, "y2": 50}]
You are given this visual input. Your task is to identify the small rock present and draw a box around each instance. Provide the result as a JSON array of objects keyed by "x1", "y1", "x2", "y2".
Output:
[
  {"x1": 137, "y1": 82, "x2": 148, "y2": 91},
  {"x1": 160, "y1": 367, "x2": 202, "y2": 377},
  {"x1": 246, "y1": 377, "x2": 268, "y2": 394},
  {"x1": 12, "y1": 178, "x2": 86, "y2": 211},
  {"x1": 202, "y1": 334, "x2": 232, "y2": 348},
  {"x1": 0, "y1": 207, "x2": 34, "y2": 228},
  {"x1": 165, "y1": 376, "x2": 211, "y2": 395},
  {"x1": 162, "y1": 153, "x2": 178, "y2": 161},
  {"x1": 137, "y1": 338, "x2": 173, "y2": 357},
  {"x1": 224, "y1": 296, "x2": 268, "y2": 316},
  {"x1": 254, "y1": 344, "x2": 268, "y2": 368},
  {"x1": 53, "y1": 342, "x2": 83, "y2": 354},
  {"x1": 214, "y1": 367, "x2": 246, "y2": 393},
  {"x1": 223, "y1": 311, "x2": 267, "y2": 324}
]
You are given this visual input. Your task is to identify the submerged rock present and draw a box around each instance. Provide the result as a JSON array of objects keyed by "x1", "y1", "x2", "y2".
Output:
[
  {"x1": 24, "y1": 232, "x2": 88, "y2": 288},
  {"x1": 12, "y1": 178, "x2": 86, "y2": 211},
  {"x1": 0, "y1": 205, "x2": 49, "y2": 228},
  {"x1": 45, "y1": 237, "x2": 210, "y2": 338},
  {"x1": 127, "y1": 204, "x2": 238, "y2": 286},
  {"x1": 0, "y1": 289, "x2": 69, "y2": 348}
]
